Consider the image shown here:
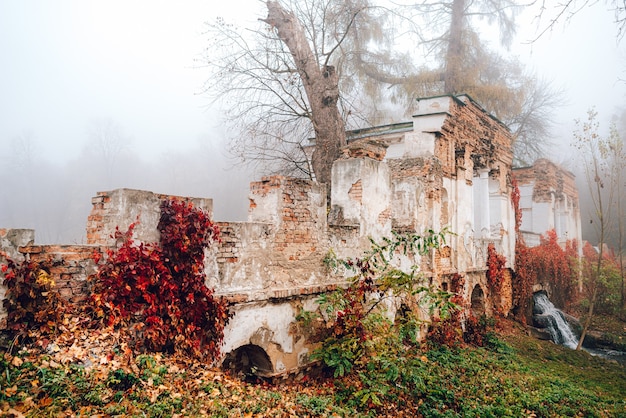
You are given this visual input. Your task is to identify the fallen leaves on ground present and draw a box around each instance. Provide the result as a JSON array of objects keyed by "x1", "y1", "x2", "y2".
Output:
[{"x1": 0, "y1": 318, "x2": 354, "y2": 417}]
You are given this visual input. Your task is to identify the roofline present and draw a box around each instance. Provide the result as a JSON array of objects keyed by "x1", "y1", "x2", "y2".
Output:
[
  {"x1": 346, "y1": 121, "x2": 413, "y2": 141},
  {"x1": 414, "y1": 93, "x2": 509, "y2": 132}
]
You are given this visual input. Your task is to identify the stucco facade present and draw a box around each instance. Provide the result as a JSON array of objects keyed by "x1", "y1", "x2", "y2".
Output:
[
  {"x1": 513, "y1": 158, "x2": 582, "y2": 248},
  {"x1": 1, "y1": 95, "x2": 561, "y2": 376}
]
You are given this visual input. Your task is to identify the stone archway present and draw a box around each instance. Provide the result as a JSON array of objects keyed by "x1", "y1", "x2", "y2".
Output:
[
  {"x1": 470, "y1": 284, "x2": 485, "y2": 316},
  {"x1": 222, "y1": 344, "x2": 273, "y2": 378}
]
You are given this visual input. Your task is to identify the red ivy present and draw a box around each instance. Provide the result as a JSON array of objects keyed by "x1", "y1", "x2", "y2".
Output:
[
  {"x1": 88, "y1": 199, "x2": 229, "y2": 361},
  {"x1": 332, "y1": 259, "x2": 376, "y2": 343},
  {"x1": 487, "y1": 243, "x2": 506, "y2": 295},
  {"x1": 511, "y1": 176, "x2": 534, "y2": 322}
]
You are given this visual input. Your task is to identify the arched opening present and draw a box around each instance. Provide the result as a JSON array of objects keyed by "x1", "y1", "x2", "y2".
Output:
[
  {"x1": 470, "y1": 285, "x2": 485, "y2": 316},
  {"x1": 222, "y1": 344, "x2": 273, "y2": 379}
]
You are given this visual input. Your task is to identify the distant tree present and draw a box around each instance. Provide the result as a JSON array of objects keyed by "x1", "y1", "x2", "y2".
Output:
[
  {"x1": 606, "y1": 121, "x2": 626, "y2": 308},
  {"x1": 378, "y1": 0, "x2": 563, "y2": 166},
  {"x1": 85, "y1": 118, "x2": 130, "y2": 185},
  {"x1": 572, "y1": 108, "x2": 620, "y2": 349}
]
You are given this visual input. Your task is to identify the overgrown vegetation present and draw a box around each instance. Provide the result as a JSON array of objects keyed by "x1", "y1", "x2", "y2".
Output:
[
  {"x1": 87, "y1": 198, "x2": 229, "y2": 360},
  {"x1": 580, "y1": 241, "x2": 625, "y2": 316},
  {"x1": 1, "y1": 319, "x2": 624, "y2": 417},
  {"x1": 1, "y1": 255, "x2": 67, "y2": 345},
  {"x1": 308, "y1": 230, "x2": 455, "y2": 377},
  {"x1": 2, "y1": 198, "x2": 229, "y2": 362},
  {"x1": 511, "y1": 176, "x2": 580, "y2": 322}
]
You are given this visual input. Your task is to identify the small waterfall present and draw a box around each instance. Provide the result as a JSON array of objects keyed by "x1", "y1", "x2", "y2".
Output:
[{"x1": 532, "y1": 292, "x2": 579, "y2": 349}]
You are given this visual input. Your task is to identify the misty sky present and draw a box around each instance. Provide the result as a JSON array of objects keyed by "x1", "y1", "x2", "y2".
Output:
[{"x1": 0, "y1": 1, "x2": 625, "y2": 241}]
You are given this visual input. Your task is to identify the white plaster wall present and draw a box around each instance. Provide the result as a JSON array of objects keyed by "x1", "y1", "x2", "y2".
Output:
[
  {"x1": 531, "y1": 201, "x2": 552, "y2": 236},
  {"x1": 360, "y1": 159, "x2": 392, "y2": 239},
  {"x1": 248, "y1": 187, "x2": 281, "y2": 225},
  {"x1": 331, "y1": 159, "x2": 363, "y2": 225},
  {"x1": 414, "y1": 96, "x2": 452, "y2": 115},
  {"x1": 451, "y1": 176, "x2": 476, "y2": 271},
  {"x1": 391, "y1": 178, "x2": 423, "y2": 228},
  {"x1": 204, "y1": 223, "x2": 271, "y2": 292},
  {"x1": 403, "y1": 131, "x2": 437, "y2": 157},
  {"x1": 331, "y1": 158, "x2": 392, "y2": 239},
  {"x1": 221, "y1": 302, "x2": 296, "y2": 356}
]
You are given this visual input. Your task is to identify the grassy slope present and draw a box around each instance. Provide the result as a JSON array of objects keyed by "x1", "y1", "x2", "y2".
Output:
[{"x1": 1, "y1": 320, "x2": 625, "y2": 417}]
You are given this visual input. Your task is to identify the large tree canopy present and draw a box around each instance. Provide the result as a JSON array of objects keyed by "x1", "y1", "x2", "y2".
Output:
[{"x1": 204, "y1": 0, "x2": 563, "y2": 182}]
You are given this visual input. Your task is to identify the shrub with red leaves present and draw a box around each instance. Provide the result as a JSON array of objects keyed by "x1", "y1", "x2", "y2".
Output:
[
  {"x1": 1, "y1": 255, "x2": 66, "y2": 338},
  {"x1": 89, "y1": 198, "x2": 229, "y2": 361}
]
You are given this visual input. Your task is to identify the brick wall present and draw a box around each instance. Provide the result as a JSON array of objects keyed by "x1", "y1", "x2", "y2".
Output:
[
  {"x1": 514, "y1": 158, "x2": 579, "y2": 205},
  {"x1": 249, "y1": 176, "x2": 327, "y2": 262},
  {"x1": 18, "y1": 245, "x2": 105, "y2": 304}
]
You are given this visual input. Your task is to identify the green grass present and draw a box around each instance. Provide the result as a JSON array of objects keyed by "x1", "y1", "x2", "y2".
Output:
[{"x1": 1, "y1": 326, "x2": 625, "y2": 417}]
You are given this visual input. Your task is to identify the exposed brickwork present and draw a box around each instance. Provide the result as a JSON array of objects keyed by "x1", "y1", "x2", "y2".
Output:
[
  {"x1": 340, "y1": 139, "x2": 388, "y2": 161},
  {"x1": 86, "y1": 192, "x2": 112, "y2": 245},
  {"x1": 275, "y1": 187, "x2": 318, "y2": 258},
  {"x1": 514, "y1": 158, "x2": 579, "y2": 206},
  {"x1": 18, "y1": 245, "x2": 106, "y2": 304},
  {"x1": 348, "y1": 180, "x2": 362, "y2": 202},
  {"x1": 216, "y1": 222, "x2": 242, "y2": 264}
]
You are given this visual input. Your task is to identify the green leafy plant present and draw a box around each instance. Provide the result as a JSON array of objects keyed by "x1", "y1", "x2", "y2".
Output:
[
  {"x1": 88, "y1": 198, "x2": 230, "y2": 360},
  {"x1": 307, "y1": 229, "x2": 453, "y2": 377}
]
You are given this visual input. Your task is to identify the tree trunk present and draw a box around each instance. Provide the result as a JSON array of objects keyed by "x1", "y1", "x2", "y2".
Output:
[
  {"x1": 443, "y1": 0, "x2": 466, "y2": 94},
  {"x1": 263, "y1": 1, "x2": 347, "y2": 188},
  {"x1": 576, "y1": 284, "x2": 597, "y2": 350}
]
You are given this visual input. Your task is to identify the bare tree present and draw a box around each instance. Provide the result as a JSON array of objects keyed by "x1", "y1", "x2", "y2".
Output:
[
  {"x1": 531, "y1": 0, "x2": 626, "y2": 41},
  {"x1": 85, "y1": 118, "x2": 130, "y2": 185},
  {"x1": 204, "y1": 1, "x2": 384, "y2": 185},
  {"x1": 205, "y1": 0, "x2": 560, "y2": 181},
  {"x1": 572, "y1": 108, "x2": 618, "y2": 350}
]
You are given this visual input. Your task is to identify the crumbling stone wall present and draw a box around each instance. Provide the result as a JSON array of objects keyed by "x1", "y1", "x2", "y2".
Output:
[
  {"x1": 18, "y1": 245, "x2": 104, "y2": 304},
  {"x1": 87, "y1": 188, "x2": 213, "y2": 246},
  {"x1": 2, "y1": 94, "x2": 576, "y2": 374},
  {"x1": 343, "y1": 95, "x2": 516, "y2": 314},
  {"x1": 514, "y1": 158, "x2": 582, "y2": 247}
]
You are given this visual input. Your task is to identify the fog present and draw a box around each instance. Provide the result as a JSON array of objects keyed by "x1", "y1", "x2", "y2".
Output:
[{"x1": 1, "y1": 1, "x2": 625, "y2": 244}]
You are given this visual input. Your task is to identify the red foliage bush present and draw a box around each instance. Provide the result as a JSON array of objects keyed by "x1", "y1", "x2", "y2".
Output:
[
  {"x1": 1, "y1": 255, "x2": 67, "y2": 337},
  {"x1": 88, "y1": 199, "x2": 229, "y2": 361},
  {"x1": 511, "y1": 176, "x2": 579, "y2": 320}
]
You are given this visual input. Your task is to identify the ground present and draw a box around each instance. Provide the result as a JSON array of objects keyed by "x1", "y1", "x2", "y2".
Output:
[{"x1": 1, "y1": 315, "x2": 625, "y2": 417}]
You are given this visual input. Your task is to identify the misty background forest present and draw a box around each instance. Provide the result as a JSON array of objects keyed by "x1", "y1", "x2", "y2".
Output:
[{"x1": 1, "y1": 0, "x2": 625, "y2": 249}]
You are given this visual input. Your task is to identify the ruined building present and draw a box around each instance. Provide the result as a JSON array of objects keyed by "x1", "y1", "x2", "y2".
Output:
[
  {"x1": 0, "y1": 94, "x2": 579, "y2": 376},
  {"x1": 513, "y1": 158, "x2": 582, "y2": 248}
]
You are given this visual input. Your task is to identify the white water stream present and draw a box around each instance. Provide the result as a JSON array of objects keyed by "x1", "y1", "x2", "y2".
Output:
[{"x1": 533, "y1": 293, "x2": 579, "y2": 349}]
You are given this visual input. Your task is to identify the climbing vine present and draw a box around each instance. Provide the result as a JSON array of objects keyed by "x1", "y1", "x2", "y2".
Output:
[
  {"x1": 486, "y1": 243, "x2": 507, "y2": 296},
  {"x1": 427, "y1": 272, "x2": 465, "y2": 347},
  {"x1": 88, "y1": 199, "x2": 229, "y2": 361},
  {"x1": 511, "y1": 176, "x2": 534, "y2": 323}
]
